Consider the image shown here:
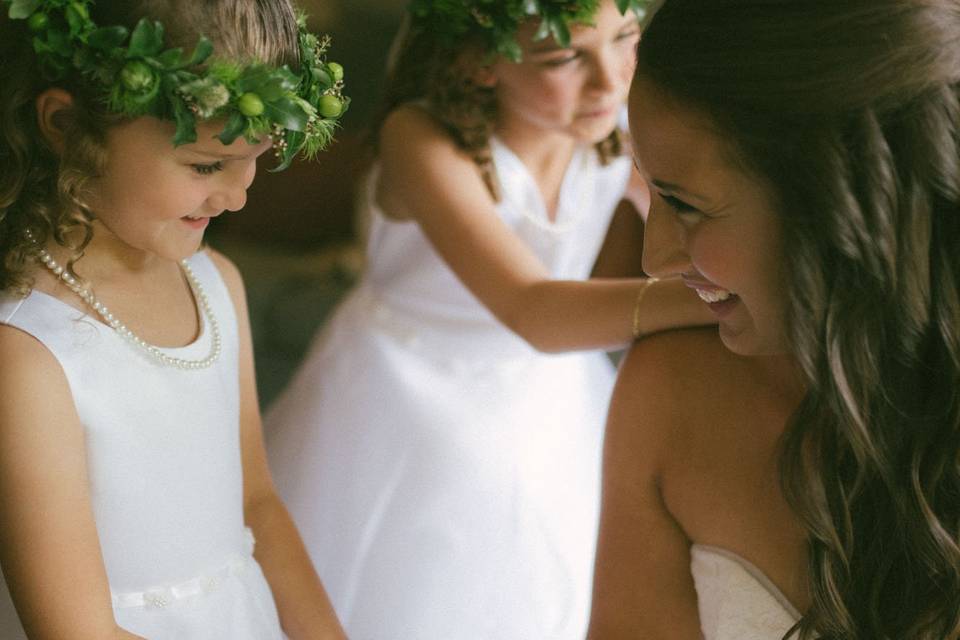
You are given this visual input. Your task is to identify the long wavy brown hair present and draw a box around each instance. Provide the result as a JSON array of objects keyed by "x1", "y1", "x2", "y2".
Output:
[
  {"x1": 372, "y1": 13, "x2": 627, "y2": 201},
  {"x1": 0, "y1": 0, "x2": 301, "y2": 295},
  {"x1": 638, "y1": 1, "x2": 960, "y2": 638}
]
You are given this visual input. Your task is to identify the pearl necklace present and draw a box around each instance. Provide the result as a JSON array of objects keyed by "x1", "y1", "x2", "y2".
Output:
[{"x1": 29, "y1": 236, "x2": 222, "y2": 370}]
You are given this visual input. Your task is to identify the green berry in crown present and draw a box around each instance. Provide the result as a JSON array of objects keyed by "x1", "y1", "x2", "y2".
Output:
[
  {"x1": 4, "y1": 0, "x2": 350, "y2": 170},
  {"x1": 238, "y1": 93, "x2": 267, "y2": 118}
]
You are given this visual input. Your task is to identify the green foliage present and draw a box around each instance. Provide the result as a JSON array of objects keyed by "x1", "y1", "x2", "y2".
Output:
[
  {"x1": 4, "y1": 0, "x2": 348, "y2": 169},
  {"x1": 9, "y1": 0, "x2": 41, "y2": 19},
  {"x1": 409, "y1": 0, "x2": 652, "y2": 62},
  {"x1": 614, "y1": 0, "x2": 651, "y2": 19}
]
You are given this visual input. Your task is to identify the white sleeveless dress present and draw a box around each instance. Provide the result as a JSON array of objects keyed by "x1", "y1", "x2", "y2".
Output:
[
  {"x1": 691, "y1": 545, "x2": 802, "y2": 640},
  {"x1": 265, "y1": 136, "x2": 631, "y2": 639},
  {"x1": 0, "y1": 252, "x2": 284, "y2": 639}
]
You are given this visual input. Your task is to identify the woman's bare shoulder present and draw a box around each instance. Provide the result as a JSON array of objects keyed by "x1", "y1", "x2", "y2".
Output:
[
  {"x1": 612, "y1": 327, "x2": 765, "y2": 456},
  {"x1": 621, "y1": 327, "x2": 753, "y2": 408}
]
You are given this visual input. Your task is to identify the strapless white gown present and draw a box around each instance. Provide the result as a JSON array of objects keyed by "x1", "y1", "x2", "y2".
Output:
[{"x1": 691, "y1": 545, "x2": 801, "y2": 640}]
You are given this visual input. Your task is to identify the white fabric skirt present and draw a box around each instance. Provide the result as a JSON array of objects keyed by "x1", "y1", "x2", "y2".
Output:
[
  {"x1": 0, "y1": 539, "x2": 283, "y2": 640},
  {"x1": 266, "y1": 287, "x2": 615, "y2": 639}
]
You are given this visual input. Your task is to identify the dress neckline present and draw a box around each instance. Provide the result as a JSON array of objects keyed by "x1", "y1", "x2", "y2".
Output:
[
  {"x1": 488, "y1": 135, "x2": 594, "y2": 234},
  {"x1": 24, "y1": 253, "x2": 210, "y2": 354},
  {"x1": 691, "y1": 543, "x2": 803, "y2": 621}
]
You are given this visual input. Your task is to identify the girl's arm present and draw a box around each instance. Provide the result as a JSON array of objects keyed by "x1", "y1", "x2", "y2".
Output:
[
  {"x1": 587, "y1": 334, "x2": 704, "y2": 639},
  {"x1": 377, "y1": 105, "x2": 711, "y2": 353},
  {"x1": 0, "y1": 327, "x2": 145, "y2": 640},
  {"x1": 590, "y1": 199, "x2": 646, "y2": 279},
  {"x1": 208, "y1": 250, "x2": 345, "y2": 640}
]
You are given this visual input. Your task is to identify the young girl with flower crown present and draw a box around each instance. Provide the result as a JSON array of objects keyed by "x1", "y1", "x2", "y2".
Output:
[
  {"x1": 0, "y1": 1, "x2": 348, "y2": 638},
  {"x1": 265, "y1": 1, "x2": 713, "y2": 637}
]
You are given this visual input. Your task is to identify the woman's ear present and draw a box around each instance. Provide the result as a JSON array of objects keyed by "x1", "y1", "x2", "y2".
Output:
[{"x1": 35, "y1": 88, "x2": 75, "y2": 154}]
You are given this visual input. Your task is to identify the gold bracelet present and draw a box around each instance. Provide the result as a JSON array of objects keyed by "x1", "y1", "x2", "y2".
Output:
[{"x1": 632, "y1": 277, "x2": 660, "y2": 339}]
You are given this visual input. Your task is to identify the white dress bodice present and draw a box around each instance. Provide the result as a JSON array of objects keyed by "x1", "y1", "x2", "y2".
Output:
[
  {"x1": 0, "y1": 251, "x2": 282, "y2": 639},
  {"x1": 358, "y1": 135, "x2": 631, "y2": 364},
  {"x1": 691, "y1": 544, "x2": 802, "y2": 640}
]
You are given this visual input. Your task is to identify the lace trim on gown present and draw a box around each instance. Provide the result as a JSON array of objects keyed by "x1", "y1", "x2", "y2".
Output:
[
  {"x1": 112, "y1": 528, "x2": 257, "y2": 609},
  {"x1": 691, "y1": 544, "x2": 801, "y2": 640}
]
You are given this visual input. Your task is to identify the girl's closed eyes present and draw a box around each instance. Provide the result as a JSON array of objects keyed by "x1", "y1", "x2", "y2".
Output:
[
  {"x1": 539, "y1": 27, "x2": 641, "y2": 68},
  {"x1": 191, "y1": 161, "x2": 224, "y2": 176}
]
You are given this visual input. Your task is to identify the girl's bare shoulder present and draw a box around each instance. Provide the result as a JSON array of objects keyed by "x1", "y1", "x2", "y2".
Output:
[
  {"x1": 377, "y1": 103, "x2": 490, "y2": 221},
  {"x1": 0, "y1": 321, "x2": 75, "y2": 434},
  {"x1": 380, "y1": 103, "x2": 455, "y2": 154},
  {"x1": 0, "y1": 321, "x2": 62, "y2": 376}
]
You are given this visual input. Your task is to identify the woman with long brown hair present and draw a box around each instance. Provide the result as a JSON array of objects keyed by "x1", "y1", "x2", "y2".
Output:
[{"x1": 589, "y1": 0, "x2": 960, "y2": 638}]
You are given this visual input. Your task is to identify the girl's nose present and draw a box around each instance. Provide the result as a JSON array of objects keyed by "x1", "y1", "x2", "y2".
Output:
[
  {"x1": 588, "y1": 50, "x2": 619, "y2": 94},
  {"x1": 642, "y1": 199, "x2": 693, "y2": 278},
  {"x1": 210, "y1": 163, "x2": 256, "y2": 212},
  {"x1": 209, "y1": 181, "x2": 248, "y2": 213}
]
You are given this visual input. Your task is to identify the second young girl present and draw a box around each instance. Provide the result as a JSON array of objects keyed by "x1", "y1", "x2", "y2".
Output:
[{"x1": 266, "y1": 1, "x2": 711, "y2": 637}]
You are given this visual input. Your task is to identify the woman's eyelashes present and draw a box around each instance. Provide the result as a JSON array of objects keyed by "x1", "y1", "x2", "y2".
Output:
[
  {"x1": 191, "y1": 161, "x2": 224, "y2": 176},
  {"x1": 660, "y1": 192, "x2": 698, "y2": 214}
]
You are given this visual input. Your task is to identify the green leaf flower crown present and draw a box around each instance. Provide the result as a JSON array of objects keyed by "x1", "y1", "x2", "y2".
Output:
[
  {"x1": 409, "y1": 0, "x2": 650, "y2": 62},
  {"x1": 4, "y1": 0, "x2": 349, "y2": 171}
]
